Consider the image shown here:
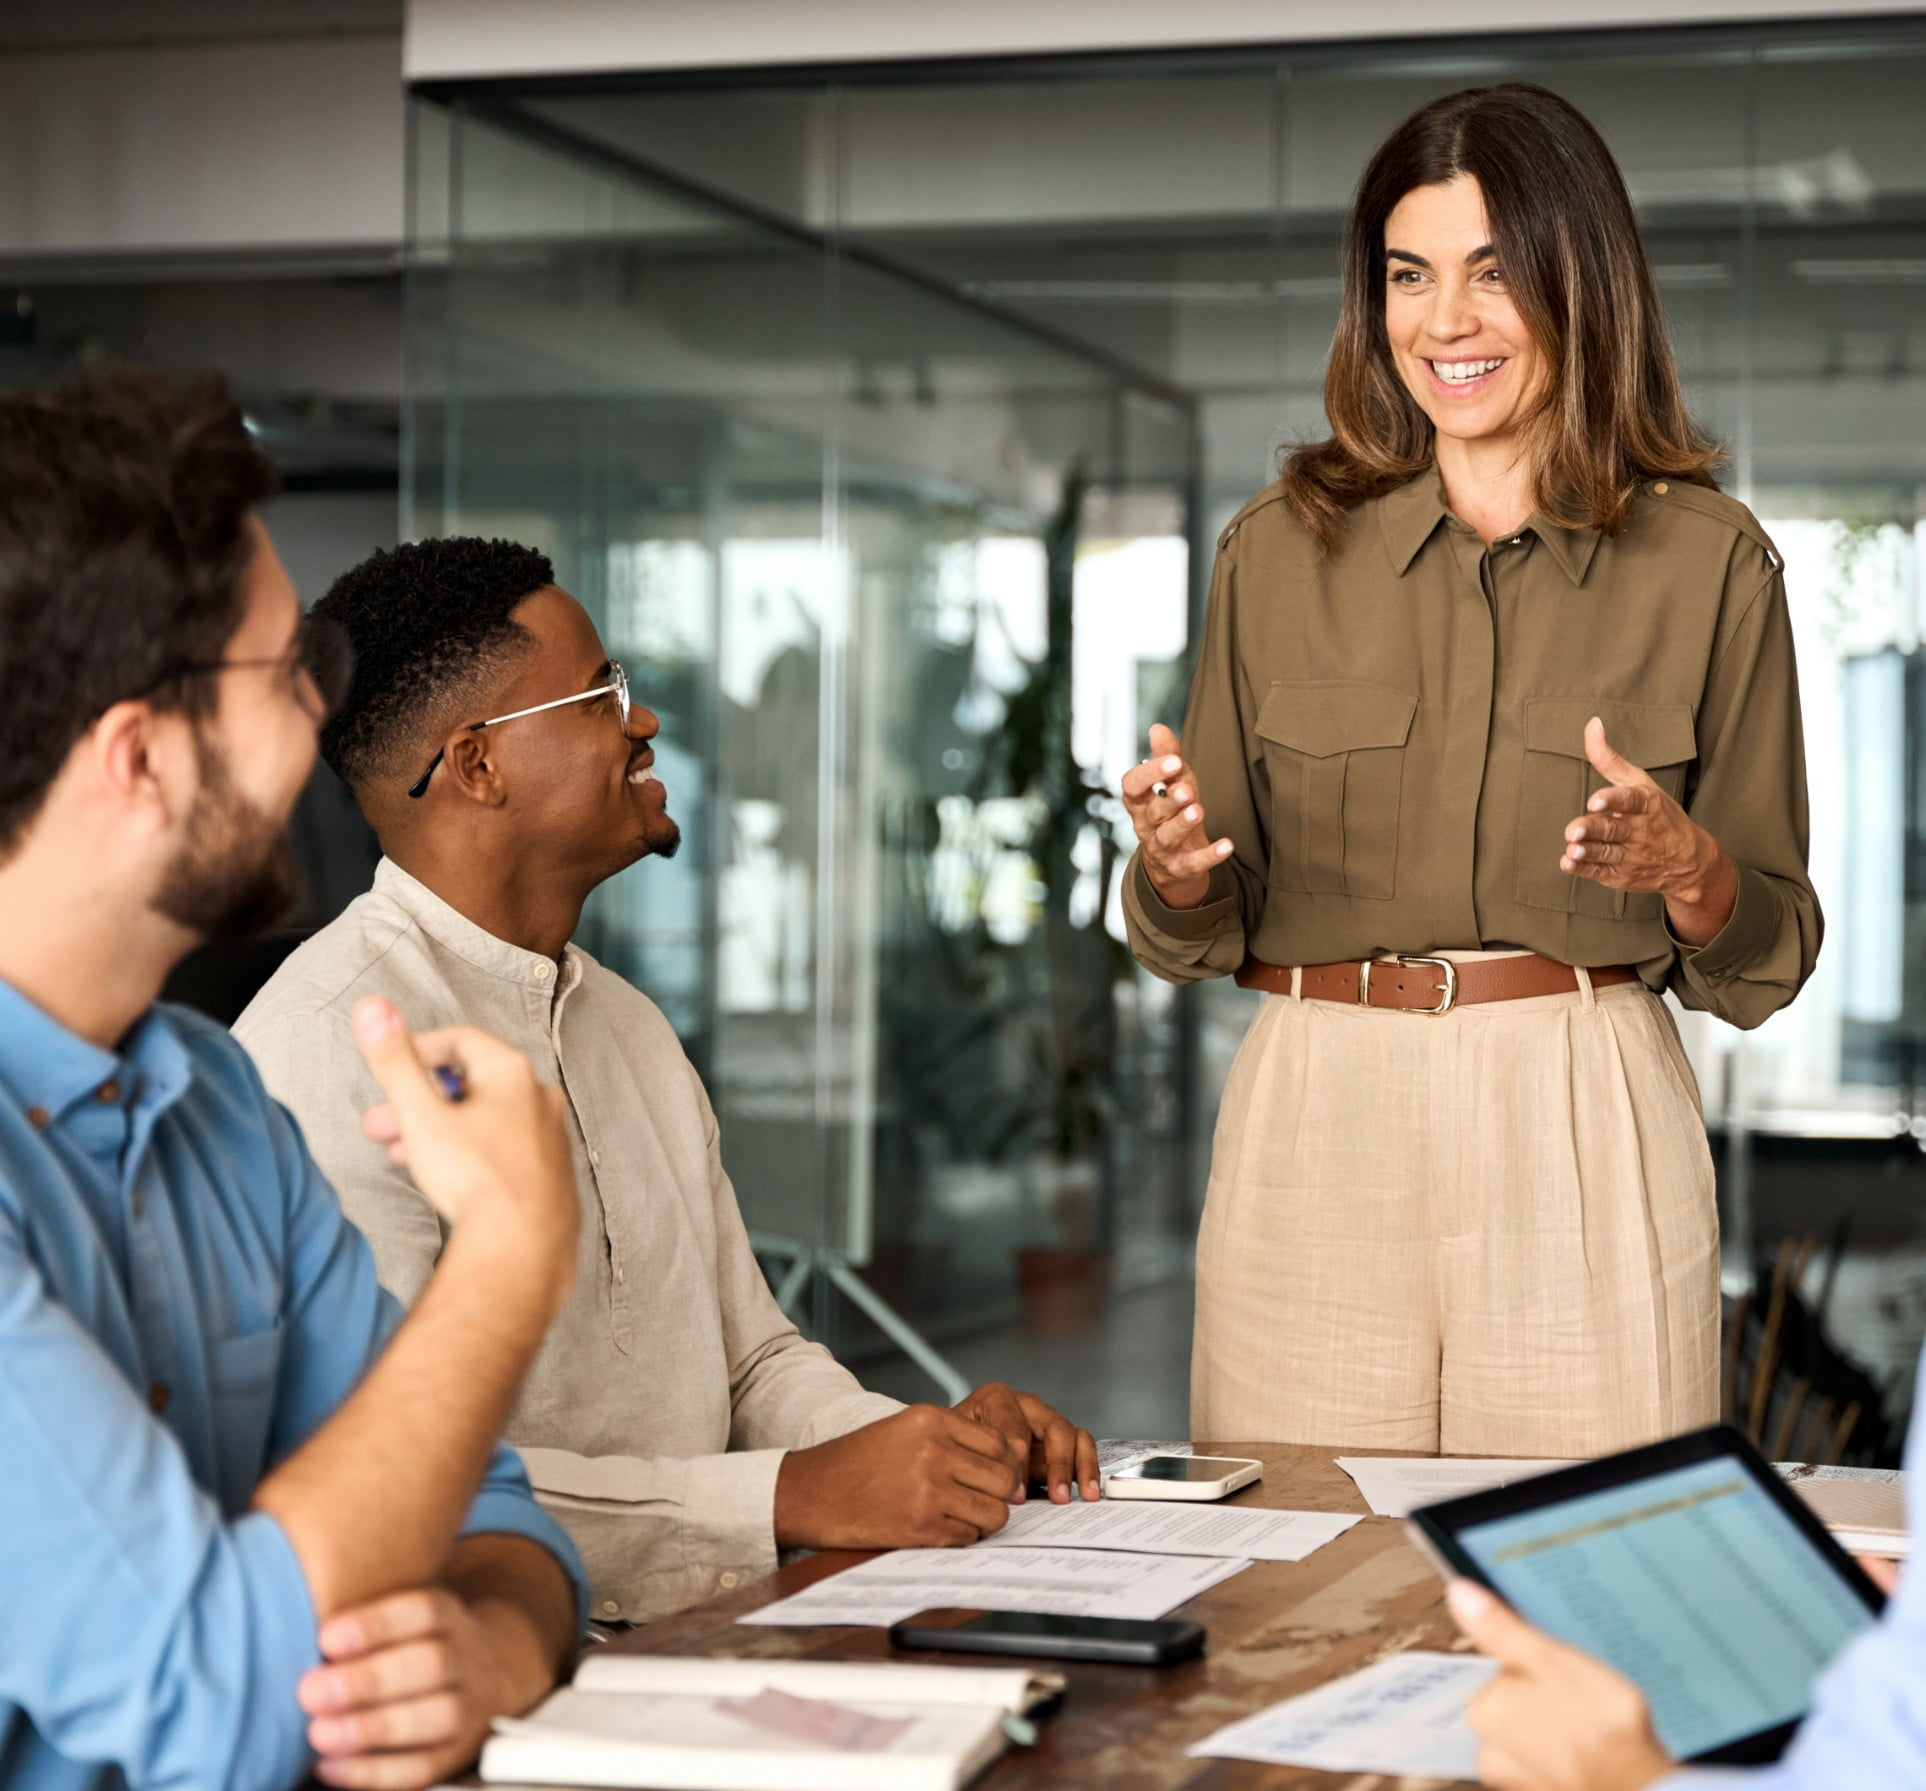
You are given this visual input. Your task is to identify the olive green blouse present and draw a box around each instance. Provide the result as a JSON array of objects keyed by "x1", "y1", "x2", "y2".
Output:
[{"x1": 1122, "y1": 469, "x2": 1821, "y2": 1031}]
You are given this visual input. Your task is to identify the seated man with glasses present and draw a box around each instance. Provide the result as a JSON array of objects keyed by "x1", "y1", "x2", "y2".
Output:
[
  {"x1": 235, "y1": 537, "x2": 1101, "y2": 1626},
  {"x1": 0, "y1": 371, "x2": 588, "y2": 1791}
]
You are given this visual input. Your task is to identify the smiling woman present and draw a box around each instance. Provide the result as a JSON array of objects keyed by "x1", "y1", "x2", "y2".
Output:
[
  {"x1": 1119, "y1": 83, "x2": 1821, "y2": 1461},
  {"x1": 1288, "y1": 83, "x2": 1723, "y2": 552}
]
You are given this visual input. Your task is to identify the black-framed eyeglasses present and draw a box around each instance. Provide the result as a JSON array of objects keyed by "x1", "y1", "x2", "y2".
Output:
[
  {"x1": 138, "y1": 613, "x2": 355, "y2": 724},
  {"x1": 407, "y1": 660, "x2": 631, "y2": 799}
]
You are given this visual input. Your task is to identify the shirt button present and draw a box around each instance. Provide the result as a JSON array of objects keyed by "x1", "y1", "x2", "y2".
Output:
[
  {"x1": 590, "y1": 1148, "x2": 602, "y2": 1167},
  {"x1": 718, "y1": 1571, "x2": 741, "y2": 1590},
  {"x1": 602, "y1": 1600, "x2": 620, "y2": 1617},
  {"x1": 96, "y1": 1080, "x2": 121, "y2": 1104},
  {"x1": 148, "y1": 1383, "x2": 171, "y2": 1414},
  {"x1": 26, "y1": 1105, "x2": 50, "y2": 1129},
  {"x1": 614, "y1": 1266, "x2": 625, "y2": 1284},
  {"x1": 1653, "y1": 481, "x2": 1669, "y2": 495},
  {"x1": 534, "y1": 963, "x2": 553, "y2": 982}
]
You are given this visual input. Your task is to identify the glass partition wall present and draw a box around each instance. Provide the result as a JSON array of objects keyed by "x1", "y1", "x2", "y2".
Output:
[
  {"x1": 408, "y1": 97, "x2": 1201, "y2": 1384},
  {"x1": 410, "y1": 19, "x2": 1926, "y2": 1444}
]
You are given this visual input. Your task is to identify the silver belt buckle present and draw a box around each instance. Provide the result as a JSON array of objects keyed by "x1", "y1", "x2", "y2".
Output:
[
  {"x1": 1397, "y1": 954, "x2": 1457, "y2": 1015},
  {"x1": 1358, "y1": 955, "x2": 1457, "y2": 1014}
]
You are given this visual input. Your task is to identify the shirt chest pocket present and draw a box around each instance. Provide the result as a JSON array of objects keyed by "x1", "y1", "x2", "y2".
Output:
[
  {"x1": 1254, "y1": 681, "x2": 1417, "y2": 901},
  {"x1": 1515, "y1": 698, "x2": 1697, "y2": 921}
]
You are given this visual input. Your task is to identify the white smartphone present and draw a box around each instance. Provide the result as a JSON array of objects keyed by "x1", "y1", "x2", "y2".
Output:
[{"x1": 1103, "y1": 1454, "x2": 1263, "y2": 1502}]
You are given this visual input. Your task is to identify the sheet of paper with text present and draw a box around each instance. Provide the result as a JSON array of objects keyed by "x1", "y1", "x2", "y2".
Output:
[{"x1": 739, "y1": 1547, "x2": 1249, "y2": 1628}]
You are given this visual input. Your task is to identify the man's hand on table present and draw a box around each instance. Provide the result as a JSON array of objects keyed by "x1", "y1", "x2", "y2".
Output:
[
  {"x1": 774, "y1": 1402, "x2": 1021, "y2": 1548},
  {"x1": 954, "y1": 1380, "x2": 1101, "y2": 1505},
  {"x1": 298, "y1": 1585, "x2": 551, "y2": 1788},
  {"x1": 774, "y1": 1383, "x2": 1096, "y2": 1550},
  {"x1": 1449, "y1": 1579, "x2": 1677, "y2": 1791}
]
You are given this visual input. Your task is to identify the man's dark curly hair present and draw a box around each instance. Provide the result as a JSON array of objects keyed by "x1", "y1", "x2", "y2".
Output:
[
  {"x1": 0, "y1": 365, "x2": 277, "y2": 856},
  {"x1": 313, "y1": 537, "x2": 554, "y2": 794}
]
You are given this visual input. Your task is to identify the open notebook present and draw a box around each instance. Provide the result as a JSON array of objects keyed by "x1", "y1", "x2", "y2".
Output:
[{"x1": 478, "y1": 1654, "x2": 1063, "y2": 1791}]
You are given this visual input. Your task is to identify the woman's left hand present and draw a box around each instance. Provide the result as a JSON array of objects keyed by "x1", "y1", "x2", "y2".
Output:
[{"x1": 1562, "y1": 717, "x2": 1737, "y2": 946}]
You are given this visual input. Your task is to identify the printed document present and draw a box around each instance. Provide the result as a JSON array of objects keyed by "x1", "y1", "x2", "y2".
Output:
[
  {"x1": 1336, "y1": 1456, "x2": 1577, "y2": 1518},
  {"x1": 977, "y1": 1497, "x2": 1361, "y2": 1563},
  {"x1": 740, "y1": 1546, "x2": 1249, "y2": 1629},
  {"x1": 1188, "y1": 1650, "x2": 1498, "y2": 1778}
]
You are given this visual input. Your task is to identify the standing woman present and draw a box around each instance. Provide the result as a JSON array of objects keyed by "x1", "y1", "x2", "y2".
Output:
[{"x1": 1123, "y1": 84, "x2": 1820, "y2": 1458}]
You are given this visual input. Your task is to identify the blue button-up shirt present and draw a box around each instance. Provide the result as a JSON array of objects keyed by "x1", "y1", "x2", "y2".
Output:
[
  {"x1": 0, "y1": 978, "x2": 586, "y2": 1791},
  {"x1": 1659, "y1": 1354, "x2": 1926, "y2": 1790}
]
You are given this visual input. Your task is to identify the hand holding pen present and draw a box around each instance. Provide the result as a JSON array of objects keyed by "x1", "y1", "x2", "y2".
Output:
[
  {"x1": 1121, "y1": 721, "x2": 1235, "y2": 911},
  {"x1": 351, "y1": 996, "x2": 579, "y2": 1286}
]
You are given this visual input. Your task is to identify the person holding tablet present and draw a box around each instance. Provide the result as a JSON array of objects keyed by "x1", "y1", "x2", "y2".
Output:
[
  {"x1": 1446, "y1": 1364, "x2": 1925, "y2": 1788},
  {"x1": 1121, "y1": 83, "x2": 1819, "y2": 1456}
]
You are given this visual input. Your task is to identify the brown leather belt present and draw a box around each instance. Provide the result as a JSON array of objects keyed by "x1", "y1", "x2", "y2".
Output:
[{"x1": 1235, "y1": 953, "x2": 1639, "y2": 1015}]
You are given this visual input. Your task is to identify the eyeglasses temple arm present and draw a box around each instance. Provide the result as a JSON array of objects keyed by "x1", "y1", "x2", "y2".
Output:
[{"x1": 406, "y1": 749, "x2": 444, "y2": 800}]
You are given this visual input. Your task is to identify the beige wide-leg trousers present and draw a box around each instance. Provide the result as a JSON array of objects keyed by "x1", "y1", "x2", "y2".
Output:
[{"x1": 1191, "y1": 951, "x2": 1721, "y2": 1457}]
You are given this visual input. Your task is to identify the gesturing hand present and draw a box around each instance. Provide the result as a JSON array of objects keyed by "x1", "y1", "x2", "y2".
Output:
[
  {"x1": 955, "y1": 1380, "x2": 1101, "y2": 1504},
  {"x1": 773, "y1": 1404, "x2": 1023, "y2": 1550},
  {"x1": 1120, "y1": 722, "x2": 1234, "y2": 910},
  {"x1": 1561, "y1": 717, "x2": 1736, "y2": 946},
  {"x1": 1449, "y1": 1580, "x2": 1676, "y2": 1791}
]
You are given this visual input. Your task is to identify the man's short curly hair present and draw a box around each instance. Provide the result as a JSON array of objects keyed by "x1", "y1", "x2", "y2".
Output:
[{"x1": 313, "y1": 537, "x2": 554, "y2": 793}]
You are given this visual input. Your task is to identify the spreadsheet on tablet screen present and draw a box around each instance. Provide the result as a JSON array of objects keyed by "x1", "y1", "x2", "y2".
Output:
[{"x1": 1458, "y1": 1457, "x2": 1875, "y2": 1759}]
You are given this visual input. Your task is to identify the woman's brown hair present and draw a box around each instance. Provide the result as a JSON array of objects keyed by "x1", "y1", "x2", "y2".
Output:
[{"x1": 1281, "y1": 82, "x2": 1722, "y2": 550}]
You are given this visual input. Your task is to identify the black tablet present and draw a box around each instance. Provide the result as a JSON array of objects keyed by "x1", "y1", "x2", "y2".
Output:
[{"x1": 1408, "y1": 1424, "x2": 1887, "y2": 1765}]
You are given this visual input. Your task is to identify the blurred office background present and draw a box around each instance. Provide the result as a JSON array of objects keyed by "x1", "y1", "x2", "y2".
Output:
[{"x1": 6, "y1": 0, "x2": 1925, "y2": 1454}]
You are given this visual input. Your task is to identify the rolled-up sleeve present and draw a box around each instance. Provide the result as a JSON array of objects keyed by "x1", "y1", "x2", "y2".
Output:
[
  {"x1": 1123, "y1": 528, "x2": 1268, "y2": 984},
  {"x1": 0, "y1": 1215, "x2": 321, "y2": 1790},
  {"x1": 1667, "y1": 554, "x2": 1823, "y2": 1029}
]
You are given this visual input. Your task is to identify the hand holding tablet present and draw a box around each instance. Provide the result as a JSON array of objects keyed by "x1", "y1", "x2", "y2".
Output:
[{"x1": 1409, "y1": 1425, "x2": 1886, "y2": 1766}]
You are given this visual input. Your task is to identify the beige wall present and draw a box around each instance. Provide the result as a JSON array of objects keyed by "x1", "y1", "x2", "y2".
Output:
[{"x1": 0, "y1": 33, "x2": 404, "y2": 260}]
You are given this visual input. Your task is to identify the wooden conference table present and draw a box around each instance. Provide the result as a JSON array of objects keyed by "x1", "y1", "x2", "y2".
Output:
[{"x1": 591, "y1": 1443, "x2": 1480, "y2": 1790}]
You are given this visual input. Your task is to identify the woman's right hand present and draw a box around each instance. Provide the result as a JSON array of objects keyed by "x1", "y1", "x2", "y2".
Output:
[{"x1": 1121, "y1": 723, "x2": 1235, "y2": 910}]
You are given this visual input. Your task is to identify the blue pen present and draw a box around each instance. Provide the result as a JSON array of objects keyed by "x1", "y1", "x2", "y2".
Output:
[{"x1": 432, "y1": 1063, "x2": 467, "y2": 1103}]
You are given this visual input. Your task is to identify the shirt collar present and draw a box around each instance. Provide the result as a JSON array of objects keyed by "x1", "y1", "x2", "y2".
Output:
[
  {"x1": 1378, "y1": 467, "x2": 1601, "y2": 587},
  {"x1": 1379, "y1": 470, "x2": 1453, "y2": 575},
  {"x1": 0, "y1": 975, "x2": 193, "y2": 1128},
  {"x1": 373, "y1": 858, "x2": 581, "y2": 995}
]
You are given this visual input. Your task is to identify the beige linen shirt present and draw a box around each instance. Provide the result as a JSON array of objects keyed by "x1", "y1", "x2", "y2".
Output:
[
  {"x1": 234, "y1": 860, "x2": 900, "y2": 1622},
  {"x1": 1124, "y1": 470, "x2": 1821, "y2": 1029}
]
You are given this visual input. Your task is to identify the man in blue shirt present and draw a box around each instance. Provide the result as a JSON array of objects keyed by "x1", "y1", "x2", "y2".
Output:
[
  {"x1": 1449, "y1": 1373, "x2": 1923, "y2": 1789},
  {"x1": 0, "y1": 368, "x2": 590, "y2": 1790}
]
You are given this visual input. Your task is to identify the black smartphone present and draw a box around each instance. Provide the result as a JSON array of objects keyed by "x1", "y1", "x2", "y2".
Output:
[{"x1": 889, "y1": 1609, "x2": 1205, "y2": 1666}]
